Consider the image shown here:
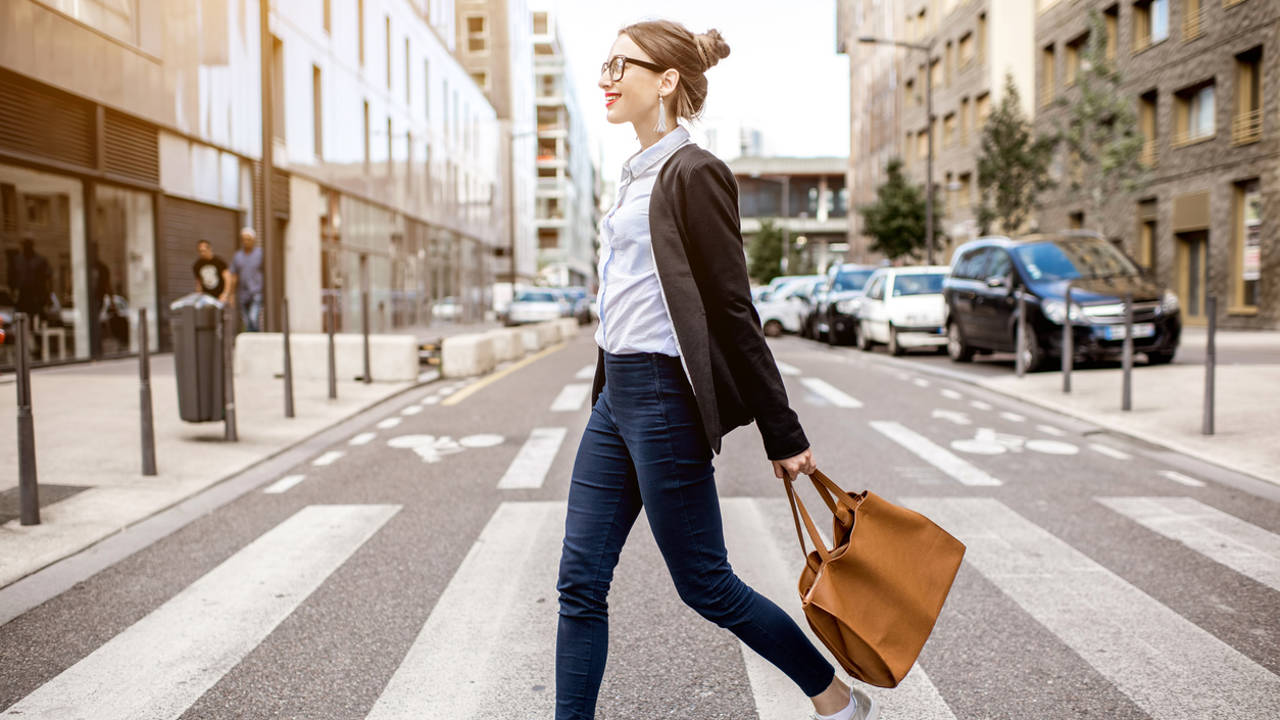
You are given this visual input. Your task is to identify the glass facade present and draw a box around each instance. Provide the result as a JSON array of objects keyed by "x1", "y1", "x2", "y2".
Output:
[{"x1": 91, "y1": 185, "x2": 157, "y2": 356}]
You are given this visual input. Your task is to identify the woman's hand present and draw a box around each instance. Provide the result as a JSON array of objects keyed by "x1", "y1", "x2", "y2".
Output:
[{"x1": 772, "y1": 448, "x2": 816, "y2": 480}]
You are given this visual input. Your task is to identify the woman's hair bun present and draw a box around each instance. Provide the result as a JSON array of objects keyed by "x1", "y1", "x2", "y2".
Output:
[{"x1": 694, "y1": 28, "x2": 730, "y2": 71}]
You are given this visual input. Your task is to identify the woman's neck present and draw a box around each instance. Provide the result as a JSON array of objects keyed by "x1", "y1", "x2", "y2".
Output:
[{"x1": 634, "y1": 120, "x2": 678, "y2": 151}]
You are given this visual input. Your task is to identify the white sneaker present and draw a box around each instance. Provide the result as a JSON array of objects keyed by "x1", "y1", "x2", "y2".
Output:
[{"x1": 810, "y1": 684, "x2": 880, "y2": 720}]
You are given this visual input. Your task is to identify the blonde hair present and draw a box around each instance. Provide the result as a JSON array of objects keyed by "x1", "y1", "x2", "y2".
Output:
[{"x1": 619, "y1": 20, "x2": 730, "y2": 122}]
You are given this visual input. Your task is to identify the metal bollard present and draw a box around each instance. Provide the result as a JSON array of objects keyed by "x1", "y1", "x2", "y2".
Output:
[
  {"x1": 14, "y1": 313, "x2": 40, "y2": 525},
  {"x1": 222, "y1": 303, "x2": 238, "y2": 441},
  {"x1": 361, "y1": 289, "x2": 372, "y2": 384},
  {"x1": 1062, "y1": 284, "x2": 1073, "y2": 393},
  {"x1": 1015, "y1": 289, "x2": 1026, "y2": 378},
  {"x1": 139, "y1": 308, "x2": 157, "y2": 476},
  {"x1": 1121, "y1": 292, "x2": 1133, "y2": 411},
  {"x1": 1203, "y1": 295, "x2": 1216, "y2": 435},
  {"x1": 283, "y1": 297, "x2": 295, "y2": 418},
  {"x1": 327, "y1": 293, "x2": 337, "y2": 400}
]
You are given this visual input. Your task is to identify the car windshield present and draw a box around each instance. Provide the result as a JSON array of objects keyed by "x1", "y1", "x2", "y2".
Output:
[
  {"x1": 562, "y1": 288, "x2": 586, "y2": 299},
  {"x1": 1013, "y1": 238, "x2": 1140, "y2": 281},
  {"x1": 831, "y1": 269, "x2": 874, "y2": 292},
  {"x1": 517, "y1": 291, "x2": 557, "y2": 303},
  {"x1": 891, "y1": 273, "x2": 946, "y2": 296}
]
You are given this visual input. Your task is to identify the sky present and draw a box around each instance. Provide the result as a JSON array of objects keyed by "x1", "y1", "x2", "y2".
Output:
[{"x1": 535, "y1": 0, "x2": 851, "y2": 185}]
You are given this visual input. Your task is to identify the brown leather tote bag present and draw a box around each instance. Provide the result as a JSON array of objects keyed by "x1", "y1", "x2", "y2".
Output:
[{"x1": 783, "y1": 469, "x2": 965, "y2": 688}]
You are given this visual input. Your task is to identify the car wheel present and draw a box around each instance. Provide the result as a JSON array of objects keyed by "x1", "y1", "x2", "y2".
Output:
[
  {"x1": 857, "y1": 321, "x2": 874, "y2": 351},
  {"x1": 1019, "y1": 323, "x2": 1045, "y2": 372},
  {"x1": 827, "y1": 321, "x2": 841, "y2": 346},
  {"x1": 1146, "y1": 350, "x2": 1175, "y2": 365},
  {"x1": 889, "y1": 325, "x2": 906, "y2": 356},
  {"x1": 763, "y1": 319, "x2": 783, "y2": 338},
  {"x1": 947, "y1": 322, "x2": 975, "y2": 363}
]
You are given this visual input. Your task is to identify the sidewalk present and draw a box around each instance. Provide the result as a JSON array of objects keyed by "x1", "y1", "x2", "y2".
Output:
[
  {"x1": 0, "y1": 352, "x2": 426, "y2": 588},
  {"x1": 956, "y1": 328, "x2": 1280, "y2": 486}
]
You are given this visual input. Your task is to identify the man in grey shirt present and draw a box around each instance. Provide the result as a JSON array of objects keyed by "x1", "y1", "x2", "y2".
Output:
[{"x1": 229, "y1": 227, "x2": 264, "y2": 332}]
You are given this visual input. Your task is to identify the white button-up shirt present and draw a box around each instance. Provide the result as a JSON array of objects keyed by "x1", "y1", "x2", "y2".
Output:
[{"x1": 594, "y1": 125, "x2": 694, "y2": 356}]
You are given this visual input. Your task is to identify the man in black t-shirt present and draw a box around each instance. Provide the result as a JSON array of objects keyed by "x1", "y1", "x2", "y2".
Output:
[{"x1": 192, "y1": 239, "x2": 230, "y2": 302}]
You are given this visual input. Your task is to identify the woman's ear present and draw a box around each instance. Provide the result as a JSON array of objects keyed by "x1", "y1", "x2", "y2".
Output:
[{"x1": 660, "y1": 68, "x2": 680, "y2": 95}]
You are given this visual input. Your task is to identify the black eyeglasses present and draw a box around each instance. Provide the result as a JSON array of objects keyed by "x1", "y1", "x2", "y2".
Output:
[{"x1": 600, "y1": 55, "x2": 666, "y2": 82}]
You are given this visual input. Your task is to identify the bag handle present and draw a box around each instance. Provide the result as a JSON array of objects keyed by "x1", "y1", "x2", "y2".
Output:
[{"x1": 784, "y1": 471, "x2": 831, "y2": 564}]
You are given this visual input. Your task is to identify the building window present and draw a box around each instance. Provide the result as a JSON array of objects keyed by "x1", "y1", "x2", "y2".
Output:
[
  {"x1": 533, "y1": 11, "x2": 549, "y2": 35},
  {"x1": 312, "y1": 65, "x2": 323, "y2": 159},
  {"x1": 424, "y1": 60, "x2": 431, "y2": 120},
  {"x1": 1065, "y1": 33, "x2": 1086, "y2": 86},
  {"x1": 386, "y1": 117, "x2": 393, "y2": 175},
  {"x1": 466, "y1": 15, "x2": 488, "y2": 53},
  {"x1": 958, "y1": 32, "x2": 974, "y2": 69},
  {"x1": 1233, "y1": 46, "x2": 1263, "y2": 145},
  {"x1": 958, "y1": 173, "x2": 973, "y2": 209},
  {"x1": 1183, "y1": 0, "x2": 1206, "y2": 41},
  {"x1": 1133, "y1": 0, "x2": 1169, "y2": 52},
  {"x1": 1137, "y1": 199, "x2": 1157, "y2": 271},
  {"x1": 1231, "y1": 179, "x2": 1261, "y2": 311},
  {"x1": 471, "y1": 71, "x2": 489, "y2": 90},
  {"x1": 405, "y1": 38, "x2": 411, "y2": 104},
  {"x1": 357, "y1": 0, "x2": 365, "y2": 65},
  {"x1": 930, "y1": 58, "x2": 942, "y2": 90},
  {"x1": 918, "y1": 130, "x2": 928, "y2": 161},
  {"x1": 1040, "y1": 44, "x2": 1056, "y2": 106},
  {"x1": 385, "y1": 16, "x2": 392, "y2": 89},
  {"x1": 960, "y1": 97, "x2": 971, "y2": 144},
  {"x1": 362, "y1": 100, "x2": 370, "y2": 170},
  {"x1": 1174, "y1": 81, "x2": 1215, "y2": 146},
  {"x1": 905, "y1": 77, "x2": 917, "y2": 107},
  {"x1": 944, "y1": 41, "x2": 954, "y2": 86},
  {"x1": 271, "y1": 36, "x2": 285, "y2": 141},
  {"x1": 1139, "y1": 89, "x2": 1158, "y2": 166},
  {"x1": 1069, "y1": 211, "x2": 1085, "y2": 229},
  {"x1": 976, "y1": 92, "x2": 991, "y2": 127},
  {"x1": 39, "y1": 0, "x2": 139, "y2": 44},
  {"x1": 977, "y1": 13, "x2": 987, "y2": 64},
  {"x1": 943, "y1": 113, "x2": 956, "y2": 148},
  {"x1": 323, "y1": 0, "x2": 331, "y2": 33},
  {"x1": 944, "y1": 172, "x2": 955, "y2": 214},
  {"x1": 1104, "y1": 5, "x2": 1119, "y2": 59}
]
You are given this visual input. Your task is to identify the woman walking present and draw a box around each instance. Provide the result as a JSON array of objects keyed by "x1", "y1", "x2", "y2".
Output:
[{"x1": 555, "y1": 19, "x2": 879, "y2": 720}]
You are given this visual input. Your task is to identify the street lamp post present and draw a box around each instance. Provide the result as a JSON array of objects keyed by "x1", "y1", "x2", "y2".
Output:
[{"x1": 859, "y1": 35, "x2": 935, "y2": 265}]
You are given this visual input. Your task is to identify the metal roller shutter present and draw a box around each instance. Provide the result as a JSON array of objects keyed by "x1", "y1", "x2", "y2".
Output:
[{"x1": 157, "y1": 196, "x2": 238, "y2": 349}]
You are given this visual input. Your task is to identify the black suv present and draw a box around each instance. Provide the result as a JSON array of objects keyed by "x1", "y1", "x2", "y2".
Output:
[
  {"x1": 814, "y1": 263, "x2": 878, "y2": 345},
  {"x1": 942, "y1": 233, "x2": 1181, "y2": 371}
]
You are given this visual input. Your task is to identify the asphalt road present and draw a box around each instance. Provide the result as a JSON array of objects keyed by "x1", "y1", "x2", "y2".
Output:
[{"x1": 2, "y1": 329, "x2": 1278, "y2": 719}]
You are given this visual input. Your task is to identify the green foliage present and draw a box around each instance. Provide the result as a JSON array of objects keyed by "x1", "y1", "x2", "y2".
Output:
[
  {"x1": 977, "y1": 74, "x2": 1056, "y2": 235},
  {"x1": 1055, "y1": 8, "x2": 1147, "y2": 237},
  {"x1": 747, "y1": 218, "x2": 784, "y2": 285},
  {"x1": 858, "y1": 157, "x2": 943, "y2": 262}
]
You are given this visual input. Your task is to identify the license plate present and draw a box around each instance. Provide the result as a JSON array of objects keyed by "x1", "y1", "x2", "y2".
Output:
[{"x1": 1104, "y1": 323, "x2": 1155, "y2": 340}]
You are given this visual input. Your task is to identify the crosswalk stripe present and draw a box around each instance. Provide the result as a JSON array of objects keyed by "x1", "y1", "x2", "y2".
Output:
[
  {"x1": 312, "y1": 450, "x2": 345, "y2": 466},
  {"x1": 1159, "y1": 470, "x2": 1206, "y2": 487},
  {"x1": 940, "y1": 389, "x2": 962, "y2": 400},
  {"x1": 721, "y1": 498, "x2": 957, "y2": 720},
  {"x1": 1097, "y1": 497, "x2": 1280, "y2": 593},
  {"x1": 575, "y1": 364, "x2": 595, "y2": 380},
  {"x1": 376, "y1": 417, "x2": 402, "y2": 429},
  {"x1": 366, "y1": 502, "x2": 562, "y2": 719},
  {"x1": 999, "y1": 411, "x2": 1026, "y2": 422},
  {"x1": 0, "y1": 504, "x2": 399, "y2": 720},
  {"x1": 870, "y1": 421, "x2": 1002, "y2": 486},
  {"x1": 550, "y1": 383, "x2": 592, "y2": 412},
  {"x1": 349, "y1": 432, "x2": 377, "y2": 446},
  {"x1": 775, "y1": 361, "x2": 802, "y2": 376},
  {"x1": 799, "y1": 377, "x2": 863, "y2": 408},
  {"x1": 1089, "y1": 443, "x2": 1132, "y2": 460},
  {"x1": 497, "y1": 427, "x2": 568, "y2": 489},
  {"x1": 262, "y1": 474, "x2": 306, "y2": 494},
  {"x1": 969, "y1": 400, "x2": 992, "y2": 411},
  {"x1": 901, "y1": 497, "x2": 1280, "y2": 720}
]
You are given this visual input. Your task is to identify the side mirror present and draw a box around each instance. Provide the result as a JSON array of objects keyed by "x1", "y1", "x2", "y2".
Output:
[{"x1": 986, "y1": 276, "x2": 1011, "y2": 292}]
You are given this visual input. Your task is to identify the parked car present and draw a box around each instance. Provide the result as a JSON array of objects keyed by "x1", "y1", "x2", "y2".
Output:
[
  {"x1": 855, "y1": 266, "x2": 950, "y2": 355},
  {"x1": 431, "y1": 296, "x2": 462, "y2": 321},
  {"x1": 942, "y1": 233, "x2": 1181, "y2": 371},
  {"x1": 559, "y1": 286, "x2": 594, "y2": 325},
  {"x1": 754, "y1": 276, "x2": 825, "y2": 337},
  {"x1": 506, "y1": 289, "x2": 565, "y2": 326},
  {"x1": 816, "y1": 263, "x2": 878, "y2": 345}
]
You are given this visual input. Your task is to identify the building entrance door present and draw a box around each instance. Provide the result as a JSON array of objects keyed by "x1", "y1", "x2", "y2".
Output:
[{"x1": 1175, "y1": 230, "x2": 1209, "y2": 325}]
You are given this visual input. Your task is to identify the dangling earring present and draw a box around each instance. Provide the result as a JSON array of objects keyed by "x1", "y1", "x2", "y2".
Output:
[{"x1": 654, "y1": 94, "x2": 668, "y2": 133}]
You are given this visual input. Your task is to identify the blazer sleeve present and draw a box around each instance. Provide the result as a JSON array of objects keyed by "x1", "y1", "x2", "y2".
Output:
[{"x1": 682, "y1": 157, "x2": 809, "y2": 461}]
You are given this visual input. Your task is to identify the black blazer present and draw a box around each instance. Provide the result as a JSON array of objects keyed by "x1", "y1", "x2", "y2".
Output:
[{"x1": 590, "y1": 144, "x2": 809, "y2": 461}]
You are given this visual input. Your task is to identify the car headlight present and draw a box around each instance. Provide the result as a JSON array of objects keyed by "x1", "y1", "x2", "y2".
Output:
[
  {"x1": 1161, "y1": 290, "x2": 1179, "y2": 314},
  {"x1": 835, "y1": 299, "x2": 859, "y2": 315},
  {"x1": 1041, "y1": 299, "x2": 1084, "y2": 325}
]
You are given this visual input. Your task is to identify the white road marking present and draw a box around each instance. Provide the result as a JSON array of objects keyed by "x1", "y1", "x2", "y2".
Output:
[
  {"x1": 575, "y1": 364, "x2": 596, "y2": 380},
  {"x1": 262, "y1": 474, "x2": 306, "y2": 494},
  {"x1": 439, "y1": 387, "x2": 457, "y2": 396},
  {"x1": 1160, "y1": 470, "x2": 1206, "y2": 488},
  {"x1": 349, "y1": 432, "x2": 377, "y2": 446},
  {"x1": 376, "y1": 417, "x2": 402, "y2": 429},
  {"x1": 550, "y1": 383, "x2": 592, "y2": 412},
  {"x1": 420, "y1": 395, "x2": 441, "y2": 405},
  {"x1": 459, "y1": 434, "x2": 504, "y2": 448},
  {"x1": 365, "y1": 502, "x2": 562, "y2": 719},
  {"x1": 1036, "y1": 424, "x2": 1065, "y2": 437},
  {"x1": 969, "y1": 400, "x2": 993, "y2": 411},
  {"x1": 903, "y1": 497, "x2": 1280, "y2": 720},
  {"x1": 1025, "y1": 439, "x2": 1079, "y2": 455},
  {"x1": 913, "y1": 377, "x2": 931, "y2": 388},
  {"x1": 1097, "y1": 497, "x2": 1280, "y2": 593},
  {"x1": 497, "y1": 427, "x2": 568, "y2": 489},
  {"x1": 999, "y1": 411, "x2": 1026, "y2": 423},
  {"x1": 387, "y1": 435, "x2": 466, "y2": 464},
  {"x1": 312, "y1": 450, "x2": 345, "y2": 467},
  {"x1": 1089, "y1": 443, "x2": 1132, "y2": 461},
  {"x1": 401, "y1": 405, "x2": 422, "y2": 416},
  {"x1": 799, "y1": 377, "x2": 863, "y2": 408},
  {"x1": 0, "y1": 505, "x2": 399, "y2": 720},
  {"x1": 931, "y1": 409, "x2": 972, "y2": 426},
  {"x1": 871, "y1": 421, "x2": 1002, "y2": 486},
  {"x1": 722, "y1": 498, "x2": 957, "y2": 720},
  {"x1": 940, "y1": 389, "x2": 963, "y2": 400},
  {"x1": 774, "y1": 361, "x2": 802, "y2": 376}
]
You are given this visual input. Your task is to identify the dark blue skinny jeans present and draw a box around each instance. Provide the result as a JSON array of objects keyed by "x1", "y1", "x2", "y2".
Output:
[{"x1": 554, "y1": 350, "x2": 834, "y2": 719}]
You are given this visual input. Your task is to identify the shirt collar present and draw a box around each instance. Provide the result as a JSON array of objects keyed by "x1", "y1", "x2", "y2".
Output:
[{"x1": 621, "y1": 125, "x2": 690, "y2": 182}]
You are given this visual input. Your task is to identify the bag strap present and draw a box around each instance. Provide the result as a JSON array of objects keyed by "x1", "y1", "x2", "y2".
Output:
[{"x1": 783, "y1": 471, "x2": 831, "y2": 563}]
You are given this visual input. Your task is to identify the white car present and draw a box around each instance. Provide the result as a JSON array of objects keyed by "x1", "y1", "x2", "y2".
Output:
[
  {"x1": 506, "y1": 290, "x2": 564, "y2": 325},
  {"x1": 754, "y1": 277, "x2": 824, "y2": 336},
  {"x1": 856, "y1": 266, "x2": 950, "y2": 355}
]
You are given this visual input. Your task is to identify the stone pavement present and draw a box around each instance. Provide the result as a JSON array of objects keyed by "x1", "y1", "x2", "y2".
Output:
[{"x1": 0, "y1": 350, "x2": 426, "y2": 589}]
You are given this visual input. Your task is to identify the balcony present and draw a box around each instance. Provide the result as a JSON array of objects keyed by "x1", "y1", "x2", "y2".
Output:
[
  {"x1": 1140, "y1": 139, "x2": 1159, "y2": 167},
  {"x1": 1172, "y1": 127, "x2": 1214, "y2": 148},
  {"x1": 1232, "y1": 109, "x2": 1263, "y2": 145},
  {"x1": 1183, "y1": 5, "x2": 1207, "y2": 41}
]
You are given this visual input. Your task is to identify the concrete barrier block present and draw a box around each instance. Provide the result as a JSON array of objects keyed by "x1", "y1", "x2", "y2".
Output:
[
  {"x1": 234, "y1": 333, "x2": 420, "y2": 382},
  {"x1": 537, "y1": 321, "x2": 560, "y2": 347},
  {"x1": 485, "y1": 328, "x2": 523, "y2": 363},
  {"x1": 520, "y1": 326, "x2": 542, "y2": 352},
  {"x1": 441, "y1": 334, "x2": 496, "y2": 378},
  {"x1": 558, "y1": 318, "x2": 579, "y2": 339}
]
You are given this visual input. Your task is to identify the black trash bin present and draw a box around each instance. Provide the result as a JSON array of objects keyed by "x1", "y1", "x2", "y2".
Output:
[{"x1": 170, "y1": 293, "x2": 225, "y2": 422}]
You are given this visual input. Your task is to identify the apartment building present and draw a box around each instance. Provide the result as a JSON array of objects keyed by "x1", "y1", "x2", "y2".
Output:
[
  {"x1": 529, "y1": 6, "x2": 599, "y2": 288},
  {"x1": 729, "y1": 156, "x2": 851, "y2": 274},
  {"x1": 1035, "y1": 0, "x2": 1277, "y2": 330}
]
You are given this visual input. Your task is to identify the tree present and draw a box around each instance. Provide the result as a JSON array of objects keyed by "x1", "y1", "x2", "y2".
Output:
[
  {"x1": 747, "y1": 218, "x2": 784, "y2": 285},
  {"x1": 976, "y1": 73, "x2": 1056, "y2": 235},
  {"x1": 858, "y1": 157, "x2": 943, "y2": 262},
  {"x1": 1056, "y1": 8, "x2": 1147, "y2": 239}
]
